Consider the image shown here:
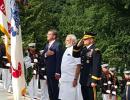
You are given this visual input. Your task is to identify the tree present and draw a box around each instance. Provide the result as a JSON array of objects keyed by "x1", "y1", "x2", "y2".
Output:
[{"x1": 19, "y1": 0, "x2": 130, "y2": 71}]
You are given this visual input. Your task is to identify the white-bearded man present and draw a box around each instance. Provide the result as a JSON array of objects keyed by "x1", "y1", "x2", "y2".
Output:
[{"x1": 59, "y1": 34, "x2": 82, "y2": 100}]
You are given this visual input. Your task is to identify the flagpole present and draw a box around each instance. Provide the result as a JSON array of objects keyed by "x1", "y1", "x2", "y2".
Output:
[
  {"x1": 0, "y1": 0, "x2": 26, "y2": 99},
  {"x1": 10, "y1": 0, "x2": 26, "y2": 99}
]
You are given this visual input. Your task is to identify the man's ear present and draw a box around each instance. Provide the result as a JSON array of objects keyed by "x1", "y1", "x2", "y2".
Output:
[{"x1": 53, "y1": 35, "x2": 56, "y2": 39}]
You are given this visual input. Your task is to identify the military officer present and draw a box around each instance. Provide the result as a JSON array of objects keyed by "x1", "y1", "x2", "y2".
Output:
[
  {"x1": 38, "y1": 50, "x2": 49, "y2": 100},
  {"x1": 101, "y1": 64, "x2": 118, "y2": 100},
  {"x1": 101, "y1": 64, "x2": 110, "y2": 100},
  {"x1": 0, "y1": 36, "x2": 11, "y2": 91},
  {"x1": 109, "y1": 67, "x2": 119, "y2": 100},
  {"x1": 120, "y1": 70, "x2": 130, "y2": 100},
  {"x1": 2, "y1": 56, "x2": 11, "y2": 90},
  {"x1": 73, "y1": 32, "x2": 102, "y2": 100},
  {"x1": 0, "y1": 43, "x2": 5, "y2": 81},
  {"x1": 27, "y1": 43, "x2": 39, "y2": 99}
]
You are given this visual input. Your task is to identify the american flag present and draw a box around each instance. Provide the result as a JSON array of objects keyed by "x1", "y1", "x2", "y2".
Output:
[{"x1": 10, "y1": 0, "x2": 20, "y2": 36}]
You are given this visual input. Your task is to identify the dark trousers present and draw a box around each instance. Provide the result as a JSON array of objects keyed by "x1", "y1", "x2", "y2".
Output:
[
  {"x1": 47, "y1": 76, "x2": 59, "y2": 100},
  {"x1": 122, "y1": 86, "x2": 130, "y2": 100},
  {"x1": 81, "y1": 85, "x2": 94, "y2": 100}
]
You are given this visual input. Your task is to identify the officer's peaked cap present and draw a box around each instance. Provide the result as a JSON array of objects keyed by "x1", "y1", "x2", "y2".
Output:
[
  {"x1": 101, "y1": 64, "x2": 108, "y2": 68},
  {"x1": 124, "y1": 70, "x2": 130, "y2": 74},
  {"x1": 28, "y1": 43, "x2": 36, "y2": 47},
  {"x1": 83, "y1": 32, "x2": 96, "y2": 39},
  {"x1": 109, "y1": 67, "x2": 116, "y2": 72}
]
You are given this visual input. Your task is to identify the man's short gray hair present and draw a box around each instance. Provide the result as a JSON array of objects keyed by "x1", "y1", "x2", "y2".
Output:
[{"x1": 67, "y1": 34, "x2": 77, "y2": 44}]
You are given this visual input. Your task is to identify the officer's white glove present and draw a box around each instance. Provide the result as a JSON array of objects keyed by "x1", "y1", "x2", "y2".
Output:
[
  {"x1": 33, "y1": 70, "x2": 36, "y2": 74},
  {"x1": 31, "y1": 63, "x2": 34, "y2": 67},
  {"x1": 6, "y1": 63, "x2": 11, "y2": 67},
  {"x1": 41, "y1": 68, "x2": 45, "y2": 71},
  {"x1": 34, "y1": 59, "x2": 38, "y2": 63},
  {"x1": 44, "y1": 75, "x2": 47, "y2": 80},
  {"x1": 3, "y1": 56, "x2": 7, "y2": 59},
  {"x1": 40, "y1": 50, "x2": 44, "y2": 55}
]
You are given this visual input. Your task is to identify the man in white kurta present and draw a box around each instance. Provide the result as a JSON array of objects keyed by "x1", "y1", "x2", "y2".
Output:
[{"x1": 59, "y1": 34, "x2": 82, "y2": 100}]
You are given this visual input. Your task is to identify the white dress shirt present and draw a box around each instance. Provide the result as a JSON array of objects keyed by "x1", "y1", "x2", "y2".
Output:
[
  {"x1": 44, "y1": 40, "x2": 55, "y2": 58},
  {"x1": 48, "y1": 40, "x2": 55, "y2": 49}
]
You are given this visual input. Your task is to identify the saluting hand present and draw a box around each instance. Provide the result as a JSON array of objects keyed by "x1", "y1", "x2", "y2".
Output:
[{"x1": 77, "y1": 39, "x2": 83, "y2": 47}]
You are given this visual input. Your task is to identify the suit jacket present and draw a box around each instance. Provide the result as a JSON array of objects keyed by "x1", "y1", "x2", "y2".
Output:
[{"x1": 43, "y1": 40, "x2": 63, "y2": 77}]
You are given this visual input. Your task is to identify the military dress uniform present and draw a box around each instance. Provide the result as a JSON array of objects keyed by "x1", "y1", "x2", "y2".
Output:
[
  {"x1": 27, "y1": 43, "x2": 39, "y2": 99},
  {"x1": 38, "y1": 50, "x2": 49, "y2": 100},
  {"x1": 109, "y1": 67, "x2": 119, "y2": 100},
  {"x1": 2, "y1": 56, "x2": 12, "y2": 91},
  {"x1": 0, "y1": 43, "x2": 12, "y2": 91},
  {"x1": 73, "y1": 32, "x2": 102, "y2": 100},
  {"x1": 0, "y1": 43, "x2": 5, "y2": 80},
  {"x1": 0, "y1": 43, "x2": 6, "y2": 81},
  {"x1": 101, "y1": 65, "x2": 118, "y2": 100},
  {"x1": 120, "y1": 71, "x2": 130, "y2": 100}
]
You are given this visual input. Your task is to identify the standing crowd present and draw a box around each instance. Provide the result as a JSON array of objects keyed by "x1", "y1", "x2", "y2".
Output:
[{"x1": 0, "y1": 29, "x2": 130, "y2": 100}]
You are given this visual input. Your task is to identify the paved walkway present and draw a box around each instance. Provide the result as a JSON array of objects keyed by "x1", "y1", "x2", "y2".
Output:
[{"x1": 0, "y1": 81, "x2": 31, "y2": 100}]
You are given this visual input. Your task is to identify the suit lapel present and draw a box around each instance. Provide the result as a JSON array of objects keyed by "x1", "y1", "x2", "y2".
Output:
[{"x1": 44, "y1": 43, "x2": 49, "y2": 51}]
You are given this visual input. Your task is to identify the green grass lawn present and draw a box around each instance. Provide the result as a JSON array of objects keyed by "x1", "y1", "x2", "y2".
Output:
[{"x1": 118, "y1": 96, "x2": 121, "y2": 100}]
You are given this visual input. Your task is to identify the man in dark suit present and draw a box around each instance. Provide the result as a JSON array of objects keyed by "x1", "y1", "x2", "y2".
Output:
[
  {"x1": 73, "y1": 32, "x2": 102, "y2": 100},
  {"x1": 43, "y1": 29, "x2": 63, "y2": 100}
]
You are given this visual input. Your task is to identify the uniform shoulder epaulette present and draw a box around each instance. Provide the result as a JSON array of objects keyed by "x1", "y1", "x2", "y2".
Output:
[
  {"x1": 95, "y1": 48, "x2": 101, "y2": 53},
  {"x1": 73, "y1": 44, "x2": 82, "y2": 52},
  {"x1": 95, "y1": 48, "x2": 100, "y2": 51},
  {"x1": 73, "y1": 48, "x2": 80, "y2": 52}
]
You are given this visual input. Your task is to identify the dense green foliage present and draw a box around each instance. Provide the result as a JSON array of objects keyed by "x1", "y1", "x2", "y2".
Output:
[{"x1": 1, "y1": 0, "x2": 130, "y2": 73}]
